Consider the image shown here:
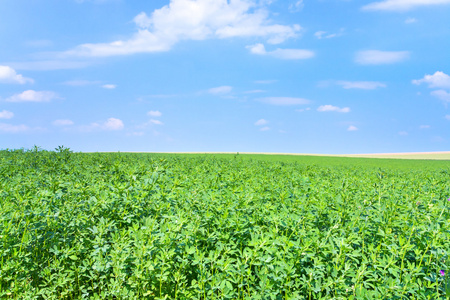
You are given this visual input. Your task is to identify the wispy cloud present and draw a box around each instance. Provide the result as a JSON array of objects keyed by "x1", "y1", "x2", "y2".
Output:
[
  {"x1": 208, "y1": 86, "x2": 233, "y2": 94},
  {"x1": 355, "y1": 50, "x2": 410, "y2": 65},
  {"x1": 0, "y1": 110, "x2": 14, "y2": 119},
  {"x1": 430, "y1": 90, "x2": 450, "y2": 103},
  {"x1": 0, "y1": 66, "x2": 34, "y2": 84},
  {"x1": 419, "y1": 125, "x2": 431, "y2": 129},
  {"x1": 147, "y1": 110, "x2": 162, "y2": 117},
  {"x1": 258, "y1": 97, "x2": 311, "y2": 105},
  {"x1": 5, "y1": 90, "x2": 59, "y2": 103},
  {"x1": 405, "y1": 17, "x2": 417, "y2": 24},
  {"x1": 247, "y1": 43, "x2": 314, "y2": 60},
  {"x1": 102, "y1": 84, "x2": 116, "y2": 89},
  {"x1": 254, "y1": 119, "x2": 268, "y2": 126},
  {"x1": 149, "y1": 119, "x2": 164, "y2": 125},
  {"x1": 289, "y1": 0, "x2": 304, "y2": 12},
  {"x1": 63, "y1": 0, "x2": 301, "y2": 57},
  {"x1": 260, "y1": 126, "x2": 270, "y2": 131},
  {"x1": 317, "y1": 105, "x2": 350, "y2": 113},
  {"x1": 314, "y1": 28, "x2": 344, "y2": 39},
  {"x1": 446, "y1": 115, "x2": 450, "y2": 120},
  {"x1": 398, "y1": 131, "x2": 408, "y2": 136},
  {"x1": 0, "y1": 123, "x2": 30, "y2": 133},
  {"x1": 336, "y1": 81, "x2": 387, "y2": 90},
  {"x1": 347, "y1": 125, "x2": 358, "y2": 131},
  {"x1": 80, "y1": 117, "x2": 124, "y2": 132},
  {"x1": 53, "y1": 119, "x2": 74, "y2": 126},
  {"x1": 362, "y1": 0, "x2": 450, "y2": 12}
]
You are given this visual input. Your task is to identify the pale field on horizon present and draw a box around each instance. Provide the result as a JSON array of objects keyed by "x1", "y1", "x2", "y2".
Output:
[
  {"x1": 336, "y1": 151, "x2": 450, "y2": 160},
  {"x1": 157, "y1": 151, "x2": 450, "y2": 160}
]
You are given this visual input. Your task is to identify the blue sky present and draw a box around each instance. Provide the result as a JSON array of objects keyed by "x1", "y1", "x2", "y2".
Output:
[{"x1": 1, "y1": 0, "x2": 449, "y2": 153}]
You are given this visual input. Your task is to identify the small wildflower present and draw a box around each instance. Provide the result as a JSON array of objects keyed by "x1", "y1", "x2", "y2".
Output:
[
  {"x1": 440, "y1": 270, "x2": 445, "y2": 276},
  {"x1": 447, "y1": 197, "x2": 450, "y2": 201}
]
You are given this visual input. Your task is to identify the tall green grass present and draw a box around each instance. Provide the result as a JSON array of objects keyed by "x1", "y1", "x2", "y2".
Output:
[{"x1": 1, "y1": 148, "x2": 449, "y2": 299}]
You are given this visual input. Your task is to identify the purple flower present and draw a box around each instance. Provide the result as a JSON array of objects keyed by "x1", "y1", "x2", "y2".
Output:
[
  {"x1": 440, "y1": 270, "x2": 445, "y2": 276},
  {"x1": 448, "y1": 197, "x2": 450, "y2": 201}
]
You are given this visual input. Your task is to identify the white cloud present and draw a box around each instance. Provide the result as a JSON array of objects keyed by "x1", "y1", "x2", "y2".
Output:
[
  {"x1": 413, "y1": 72, "x2": 450, "y2": 104},
  {"x1": 133, "y1": 12, "x2": 152, "y2": 29},
  {"x1": 103, "y1": 118, "x2": 124, "y2": 130},
  {"x1": 208, "y1": 86, "x2": 233, "y2": 94},
  {"x1": 289, "y1": 0, "x2": 304, "y2": 12},
  {"x1": 0, "y1": 123, "x2": 30, "y2": 133},
  {"x1": 0, "y1": 110, "x2": 14, "y2": 119},
  {"x1": 150, "y1": 119, "x2": 164, "y2": 125},
  {"x1": 347, "y1": 125, "x2": 358, "y2": 131},
  {"x1": 419, "y1": 125, "x2": 430, "y2": 129},
  {"x1": 147, "y1": 110, "x2": 162, "y2": 117},
  {"x1": 405, "y1": 17, "x2": 417, "y2": 24},
  {"x1": 430, "y1": 90, "x2": 450, "y2": 103},
  {"x1": 255, "y1": 119, "x2": 268, "y2": 126},
  {"x1": 336, "y1": 81, "x2": 387, "y2": 89},
  {"x1": 53, "y1": 119, "x2": 74, "y2": 126},
  {"x1": 446, "y1": 115, "x2": 450, "y2": 120},
  {"x1": 247, "y1": 43, "x2": 314, "y2": 60},
  {"x1": 0, "y1": 66, "x2": 34, "y2": 84},
  {"x1": 5, "y1": 90, "x2": 58, "y2": 103},
  {"x1": 362, "y1": 0, "x2": 450, "y2": 11},
  {"x1": 355, "y1": 50, "x2": 410, "y2": 65},
  {"x1": 317, "y1": 105, "x2": 350, "y2": 113},
  {"x1": 80, "y1": 118, "x2": 124, "y2": 132},
  {"x1": 412, "y1": 71, "x2": 450, "y2": 89},
  {"x1": 295, "y1": 107, "x2": 311, "y2": 112},
  {"x1": 64, "y1": 0, "x2": 301, "y2": 57},
  {"x1": 102, "y1": 84, "x2": 117, "y2": 89},
  {"x1": 398, "y1": 131, "x2": 408, "y2": 136},
  {"x1": 258, "y1": 97, "x2": 311, "y2": 105},
  {"x1": 260, "y1": 126, "x2": 270, "y2": 131},
  {"x1": 314, "y1": 28, "x2": 344, "y2": 39}
]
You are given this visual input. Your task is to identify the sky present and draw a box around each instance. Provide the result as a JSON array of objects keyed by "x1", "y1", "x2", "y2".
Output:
[{"x1": 0, "y1": 0, "x2": 450, "y2": 154}]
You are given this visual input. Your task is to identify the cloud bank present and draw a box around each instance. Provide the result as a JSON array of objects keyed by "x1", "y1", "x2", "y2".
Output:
[
  {"x1": 64, "y1": 0, "x2": 302, "y2": 57},
  {"x1": 0, "y1": 66, "x2": 34, "y2": 84},
  {"x1": 362, "y1": 0, "x2": 450, "y2": 12},
  {"x1": 355, "y1": 50, "x2": 410, "y2": 65}
]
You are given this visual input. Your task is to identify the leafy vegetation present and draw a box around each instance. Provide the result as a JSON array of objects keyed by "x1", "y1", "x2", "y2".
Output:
[{"x1": 1, "y1": 148, "x2": 449, "y2": 299}]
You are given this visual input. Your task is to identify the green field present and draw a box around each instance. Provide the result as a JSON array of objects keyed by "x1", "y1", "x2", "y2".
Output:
[{"x1": 1, "y1": 149, "x2": 450, "y2": 299}]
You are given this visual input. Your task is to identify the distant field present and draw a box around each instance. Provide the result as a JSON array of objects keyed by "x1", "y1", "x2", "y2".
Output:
[
  {"x1": 340, "y1": 151, "x2": 450, "y2": 160},
  {"x1": 164, "y1": 151, "x2": 450, "y2": 160},
  {"x1": 158, "y1": 152, "x2": 450, "y2": 170}
]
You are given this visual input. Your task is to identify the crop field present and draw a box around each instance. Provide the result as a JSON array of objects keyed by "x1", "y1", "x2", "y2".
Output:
[{"x1": 1, "y1": 148, "x2": 450, "y2": 299}]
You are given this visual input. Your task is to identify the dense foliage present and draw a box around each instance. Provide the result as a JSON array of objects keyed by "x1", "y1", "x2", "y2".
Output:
[{"x1": 1, "y1": 148, "x2": 449, "y2": 299}]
